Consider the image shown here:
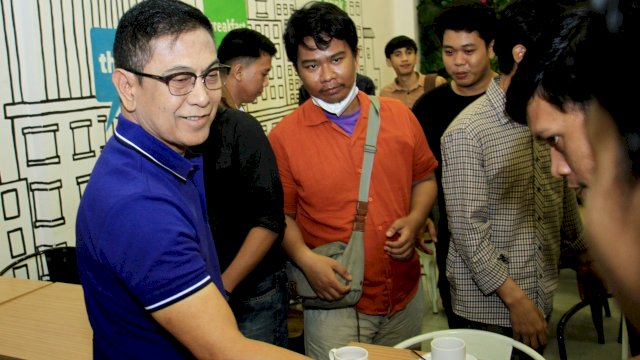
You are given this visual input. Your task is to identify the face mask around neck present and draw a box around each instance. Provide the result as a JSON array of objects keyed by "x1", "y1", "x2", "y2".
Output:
[{"x1": 311, "y1": 83, "x2": 358, "y2": 116}]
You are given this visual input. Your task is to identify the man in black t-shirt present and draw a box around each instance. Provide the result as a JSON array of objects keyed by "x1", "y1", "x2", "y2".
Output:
[
  {"x1": 411, "y1": 0, "x2": 497, "y2": 327},
  {"x1": 193, "y1": 28, "x2": 289, "y2": 347}
]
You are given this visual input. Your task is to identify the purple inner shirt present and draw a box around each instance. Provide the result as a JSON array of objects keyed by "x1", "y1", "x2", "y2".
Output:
[{"x1": 325, "y1": 108, "x2": 361, "y2": 136}]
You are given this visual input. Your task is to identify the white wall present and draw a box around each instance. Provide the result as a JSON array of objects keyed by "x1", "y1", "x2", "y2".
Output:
[{"x1": 363, "y1": 0, "x2": 420, "y2": 88}]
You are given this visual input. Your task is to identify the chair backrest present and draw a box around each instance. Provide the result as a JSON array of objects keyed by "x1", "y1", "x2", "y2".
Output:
[
  {"x1": 0, "y1": 246, "x2": 79, "y2": 284},
  {"x1": 44, "y1": 246, "x2": 79, "y2": 284},
  {"x1": 393, "y1": 329, "x2": 545, "y2": 360}
]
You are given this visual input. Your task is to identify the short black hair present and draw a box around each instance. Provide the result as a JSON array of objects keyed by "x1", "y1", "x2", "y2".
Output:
[
  {"x1": 384, "y1": 35, "x2": 417, "y2": 59},
  {"x1": 506, "y1": 7, "x2": 600, "y2": 126},
  {"x1": 507, "y1": 0, "x2": 640, "y2": 175},
  {"x1": 434, "y1": 0, "x2": 496, "y2": 47},
  {"x1": 493, "y1": 0, "x2": 566, "y2": 74},
  {"x1": 590, "y1": 0, "x2": 640, "y2": 169},
  {"x1": 218, "y1": 28, "x2": 276, "y2": 65},
  {"x1": 283, "y1": 1, "x2": 358, "y2": 69},
  {"x1": 113, "y1": 0, "x2": 213, "y2": 71}
]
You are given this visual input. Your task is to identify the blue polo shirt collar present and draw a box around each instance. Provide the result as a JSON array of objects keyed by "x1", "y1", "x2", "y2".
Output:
[{"x1": 113, "y1": 114, "x2": 197, "y2": 181}]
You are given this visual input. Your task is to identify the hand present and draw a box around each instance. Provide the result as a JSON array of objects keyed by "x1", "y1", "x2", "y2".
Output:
[
  {"x1": 416, "y1": 218, "x2": 438, "y2": 254},
  {"x1": 508, "y1": 295, "x2": 548, "y2": 349},
  {"x1": 385, "y1": 216, "x2": 423, "y2": 261},
  {"x1": 425, "y1": 217, "x2": 438, "y2": 243},
  {"x1": 498, "y1": 279, "x2": 548, "y2": 349},
  {"x1": 576, "y1": 260, "x2": 608, "y2": 301},
  {"x1": 301, "y1": 252, "x2": 352, "y2": 300}
]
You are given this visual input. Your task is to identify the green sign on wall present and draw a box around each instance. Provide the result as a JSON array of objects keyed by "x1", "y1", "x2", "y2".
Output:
[{"x1": 204, "y1": 0, "x2": 248, "y2": 46}]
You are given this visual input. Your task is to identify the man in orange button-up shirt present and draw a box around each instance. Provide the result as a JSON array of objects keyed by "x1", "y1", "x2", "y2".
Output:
[{"x1": 270, "y1": 3, "x2": 438, "y2": 359}]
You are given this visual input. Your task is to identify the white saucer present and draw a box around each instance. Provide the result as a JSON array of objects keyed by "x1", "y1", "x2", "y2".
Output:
[{"x1": 424, "y1": 353, "x2": 477, "y2": 360}]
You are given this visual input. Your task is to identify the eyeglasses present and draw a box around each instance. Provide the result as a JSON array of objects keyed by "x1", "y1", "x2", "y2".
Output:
[{"x1": 125, "y1": 64, "x2": 231, "y2": 96}]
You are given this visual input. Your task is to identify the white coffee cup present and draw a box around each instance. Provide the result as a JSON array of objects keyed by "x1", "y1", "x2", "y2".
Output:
[
  {"x1": 328, "y1": 345, "x2": 368, "y2": 360},
  {"x1": 431, "y1": 337, "x2": 466, "y2": 360}
]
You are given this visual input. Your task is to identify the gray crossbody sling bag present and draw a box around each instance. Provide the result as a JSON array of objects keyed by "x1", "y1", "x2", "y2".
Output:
[{"x1": 285, "y1": 96, "x2": 380, "y2": 309}]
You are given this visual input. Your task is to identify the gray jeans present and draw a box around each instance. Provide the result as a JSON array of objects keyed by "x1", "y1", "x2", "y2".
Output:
[{"x1": 303, "y1": 281, "x2": 425, "y2": 359}]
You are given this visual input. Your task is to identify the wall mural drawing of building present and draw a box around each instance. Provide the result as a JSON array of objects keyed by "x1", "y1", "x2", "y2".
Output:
[{"x1": 0, "y1": 0, "x2": 381, "y2": 278}]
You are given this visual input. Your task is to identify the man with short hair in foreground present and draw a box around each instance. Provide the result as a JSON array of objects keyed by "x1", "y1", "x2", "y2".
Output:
[{"x1": 75, "y1": 1, "x2": 308, "y2": 358}]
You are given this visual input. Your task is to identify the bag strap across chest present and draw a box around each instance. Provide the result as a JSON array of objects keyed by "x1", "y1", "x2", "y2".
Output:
[
  {"x1": 423, "y1": 73, "x2": 439, "y2": 93},
  {"x1": 354, "y1": 96, "x2": 380, "y2": 232}
]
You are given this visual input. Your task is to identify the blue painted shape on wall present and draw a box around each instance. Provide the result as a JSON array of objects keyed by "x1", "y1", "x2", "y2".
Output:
[{"x1": 91, "y1": 28, "x2": 119, "y2": 129}]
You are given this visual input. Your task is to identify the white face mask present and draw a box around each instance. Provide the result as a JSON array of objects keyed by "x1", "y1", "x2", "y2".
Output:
[{"x1": 311, "y1": 83, "x2": 358, "y2": 116}]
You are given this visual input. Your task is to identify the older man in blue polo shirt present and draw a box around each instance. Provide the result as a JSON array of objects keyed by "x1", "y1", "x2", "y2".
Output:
[{"x1": 74, "y1": 1, "x2": 308, "y2": 359}]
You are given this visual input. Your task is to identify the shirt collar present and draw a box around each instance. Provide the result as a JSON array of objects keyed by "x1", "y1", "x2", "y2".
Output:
[
  {"x1": 392, "y1": 72, "x2": 422, "y2": 91},
  {"x1": 113, "y1": 114, "x2": 198, "y2": 181},
  {"x1": 485, "y1": 76, "x2": 511, "y2": 125}
]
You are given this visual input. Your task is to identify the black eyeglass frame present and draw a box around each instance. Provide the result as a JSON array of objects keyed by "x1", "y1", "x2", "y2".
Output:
[{"x1": 124, "y1": 64, "x2": 231, "y2": 96}]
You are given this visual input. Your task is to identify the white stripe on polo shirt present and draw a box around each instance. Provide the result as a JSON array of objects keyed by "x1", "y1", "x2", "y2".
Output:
[
  {"x1": 114, "y1": 129, "x2": 187, "y2": 182},
  {"x1": 145, "y1": 275, "x2": 211, "y2": 311}
]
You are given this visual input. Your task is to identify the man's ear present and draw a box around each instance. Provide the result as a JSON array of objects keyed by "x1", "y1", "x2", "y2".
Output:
[
  {"x1": 112, "y1": 69, "x2": 136, "y2": 112},
  {"x1": 487, "y1": 39, "x2": 496, "y2": 59},
  {"x1": 230, "y1": 63, "x2": 243, "y2": 81},
  {"x1": 386, "y1": 58, "x2": 392, "y2": 67},
  {"x1": 513, "y1": 44, "x2": 527, "y2": 64}
]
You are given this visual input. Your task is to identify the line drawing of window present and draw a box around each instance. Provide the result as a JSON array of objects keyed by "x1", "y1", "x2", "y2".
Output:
[
  {"x1": 270, "y1": 85, "x2": 276, "y2": 100},
  {"x1": 7, "y1": 228, "x2": 26, "y2": 258},
  {"x1": 76, "y1": 174, "x2": 91, "y2": 199},
  {"x1": 275, "y1": 43, "x2": 281, "y2": 60},
  {"x1": 1, "y1": 189, "x2": 20, "y2": 220},
  {"x1": 5, "y1": 237, "x2": 46, "y2": 279},
  {"x1": 30, "y1": 180, "x2": 65, "y2": 228},
  {"x1": 349, "y1": 1, "x2": 362, "y2": 16},
  {"x1": 256, "y1": 0, "x2": 268, "y2": 18},
  {"x1": 97, "y1": 114, "x2": 108, "y2": 151},
  {"x1": 70, "y1": 119, "x2": 96, "y2": 160},
  {"x1": 22, "y1": 124, "x2": 60, "y2": 167},
  {"x1": 8, "y1": 264, "x2": 31, "y2": 279}
]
